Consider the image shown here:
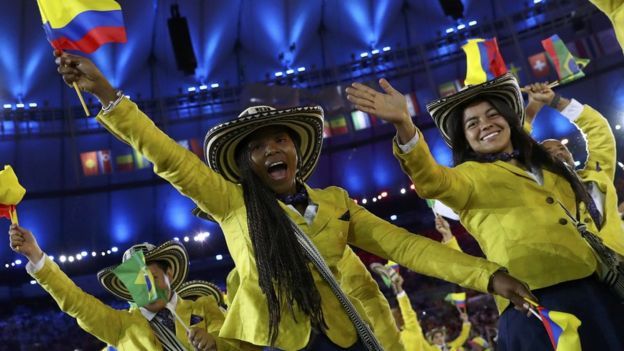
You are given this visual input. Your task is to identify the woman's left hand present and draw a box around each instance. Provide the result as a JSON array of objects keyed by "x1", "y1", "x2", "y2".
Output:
[{"x1": 489, "y1": 270, "x2": 538, "y2": 312}]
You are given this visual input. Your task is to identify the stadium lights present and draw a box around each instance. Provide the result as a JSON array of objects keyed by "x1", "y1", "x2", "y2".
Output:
[
  {"x1": 469, "y1": 20, "x2": 477, "y2": 26},
  {"x1": 457, "y1": 24, "x2": 466, "y2": 30},
  {"x1": 275, "y1": 72, "x2": 284, "y2": 77},
  {"x1": 16, "y1": 103, "x2": 24, "y2": 109},
  {"x1": 3, "y1": 104, "x2": 11, "y2": 109},
  {"x1": 210, "y1": 83, "x2": 219, "y2": 89},
  {"x1": 286, "y1": 69, "x2": 295, "y2": 75},
  {"x1": 199, "y1": 84, "x2": 208, "y2": 90},
  {"x1": 187, "y1": 87, "x2": 197, "y2": 93},
  {"x1": 297, "y1": 67, "x2": 306, "y2": 72},
  {"x1": 382, "y1": 46, "x2": 391, "y2": 52},
  {"x1": 446, "y1": 28, "x2": 454, "y2": 34},
  {"x1": 371, "y1": 49, "x2": 380, "y2": 55},
  {"x1": 216, "y1": 254, "x2": 223, "y2": 261},
  {"x1": 28, "y1": 102, "x2": 38, "y2": 108},
  {"x1": 360, "y1": 52, "x2": 369, "y2": 58},
  {"x1": 390, "y1": 215, "x2": 397, "y2": 221}
]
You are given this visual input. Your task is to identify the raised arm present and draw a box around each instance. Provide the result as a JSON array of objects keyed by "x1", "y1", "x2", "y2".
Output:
[
  {"x1": 346, "y1": 79, "x2": 474, "y2": 211},
  {"x1": 9, "y1": 225, "x2": 126, "y2": 346},
  {"x1": 55, "y1": 52, "x2": 238, "y2": 221},
  {"x1": 575, "y1": 105, "x2": 617, "y2": 180},
  {"x1": 343, "y1": 192, "x2": 536, "y2": 309},
  {"x1": 588, "y1": 0, "x2": 624, "y2": 54}
]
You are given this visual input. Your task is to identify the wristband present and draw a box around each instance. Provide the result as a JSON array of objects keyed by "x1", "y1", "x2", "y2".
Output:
[
  {"x1": 548, "y1": 93, "x2": 561, "y2": 109},
  {"x1": 101, "y1": 90, "x2": 125, "y2": 115}
]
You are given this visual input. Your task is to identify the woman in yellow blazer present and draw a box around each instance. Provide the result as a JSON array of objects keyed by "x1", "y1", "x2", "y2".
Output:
[
  {"x1": 346, "y1": 73, "x2": 624, "y2": 350},
  {"x1": 54, "y1": 53, "x2": 533, "y2": 351}
]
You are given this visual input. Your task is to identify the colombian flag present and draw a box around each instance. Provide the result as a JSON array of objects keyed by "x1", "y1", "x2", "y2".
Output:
[
  {"x1": 542, "y1": 34, "x2": 589, "y2": 84},
  {"x1": 462, "y1": 38, "x2": 508, "y2": 86},
  {"x1": 0, "y1": 166, "x2": 26, "y2": 225},
  {"x1": 537, "y1": 306, "x2": 582, "y2": 351},
  {"x1": 36, "y1": 0, "x2": 127, "y2": 54},
  {"x1": 445, "y1": 292, "x2": 467, "y2": 310}
]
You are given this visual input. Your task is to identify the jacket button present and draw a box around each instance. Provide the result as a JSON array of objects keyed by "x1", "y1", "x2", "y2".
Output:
[
  {"x1": 546, "y1": 197, "x2": 554, "y2": 204},
  {"x1": 559, "y1": 218, "x2": 568, "y2": 225},
  {"x1": 584, "y1": 218, "x2": 591, "y2": 223}
]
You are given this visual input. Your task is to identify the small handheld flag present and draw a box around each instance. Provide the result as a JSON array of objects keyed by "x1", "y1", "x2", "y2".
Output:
[
  {"x1": 542, "y1": 34, "x2": 590, "y2": 85},
  {"x1": 445, "y1": 292, "x2": 467, "y2": 312},
  {"x1": 427, "y1": 199, "x2": 460, "y2": 221},
  {"x1": 112, "y1": 251, "x2": 167, "y2": 307},
  {"x1": 523, "y1": 297, "x2": 582, "y2": 351},
  {"x1": 462, "y1": 38, "x2": 508, "y2": 86},
  {"x1": 36, "y1": 0, "x2": 127, "y2": 116},
  {"x1": 0, "y1": 166, "x2": 26, "y2": 225}
]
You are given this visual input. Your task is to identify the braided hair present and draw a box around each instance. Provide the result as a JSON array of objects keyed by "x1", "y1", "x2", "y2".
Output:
[{"x1": 234, "y1": 129, "x2": 326, "y2": 346}]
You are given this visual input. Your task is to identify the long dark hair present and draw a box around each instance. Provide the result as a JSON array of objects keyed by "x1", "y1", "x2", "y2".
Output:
[
  {"x1": 234, "y1": 132, "x2": 325, "y2": 346},
  {"x1": 448, "y1": 96, "x2": 593, "y2": 206}
]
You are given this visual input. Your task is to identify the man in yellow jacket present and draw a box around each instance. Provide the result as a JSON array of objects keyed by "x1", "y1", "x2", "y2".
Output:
[{"x1": 8, "y1": 224, "x2": 231, "y2": 351}]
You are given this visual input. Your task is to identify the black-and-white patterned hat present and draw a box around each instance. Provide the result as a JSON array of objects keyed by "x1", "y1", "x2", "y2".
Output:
[
  {"x1": 426, "y1": 73, "x2": 525, "y2": 147},
  {"x1": 203, "y1": 105, "x2": 324, "y2": 183}
]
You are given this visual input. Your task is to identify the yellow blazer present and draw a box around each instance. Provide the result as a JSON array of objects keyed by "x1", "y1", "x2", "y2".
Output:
[
  {"x1": 30, "y1": 257, "x2": 229, "y2": 351},
  {"x1": 572, "y1": 105, "x2": 624, "y2": 254},
  {"x1": 227, "y1": 247, "x2": 405, "y2": 351},
  {"x1": 397, "y1": 294, "x2": 470, "y2": 351},
  {"x1": 589, "y1": 0, "x2": 624, "y2": 54},
  {"x1": 96, "y1": 99, "x2": 501, "y2": 350},
  {"x1": 394, "y1": 105, "x2": 624, "y2": 312}
]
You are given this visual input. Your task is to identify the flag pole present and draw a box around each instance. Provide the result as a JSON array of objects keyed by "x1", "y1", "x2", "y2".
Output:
[
  {"x1": 169, "y1": 307, "x2": 191, "y2": 334},
  {"x1": 73, "y1": 82, "x2": 90, "y2": 117}
]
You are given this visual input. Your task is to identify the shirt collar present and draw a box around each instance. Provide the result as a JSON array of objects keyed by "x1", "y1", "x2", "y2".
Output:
[{"x1": 139, "y1": 292, "x2": 178, "y2": 321}]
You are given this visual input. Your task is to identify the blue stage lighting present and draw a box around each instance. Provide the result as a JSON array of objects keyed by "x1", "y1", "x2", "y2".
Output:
[
  {"x1": 28, "y1": 103, "x2": 37, "y2": 108},
  {"x1": 360, "y1": 52, "x2": 369, "y2": 58},
  {"x1": 187, "y1": 87, "x2": 197, "y2": 92},
  {"x1": 371, "y1": 49, "x2": 380, "y2": 55},
  {"x1": 16, "y1": 103, "x2": 24, "y2": 109},
  {"x1": 3, "y1": 104, "x2": 11, "y2": 109},
  {"x1": 199, "y1": 85, "x2": 208, "y2": 90},
  {"x1": 286, "y1": 69, "x2": 295, "y2": 75}
]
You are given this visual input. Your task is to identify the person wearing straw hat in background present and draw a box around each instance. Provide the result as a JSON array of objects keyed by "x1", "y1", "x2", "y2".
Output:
[
  {"x1": 54, "y1": 52, "x2": 534, "y2": 351},
  {"x1": 523, "y1": 82, "x2": 624, "y2": 254},
  {"x1": 8, "y1": 224, "x2": 232, "y2": 351},
  {"x1": 346, "y1": 72, "x2": 624, "y2": 349}
]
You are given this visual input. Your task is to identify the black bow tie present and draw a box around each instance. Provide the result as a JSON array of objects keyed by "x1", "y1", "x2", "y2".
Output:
[{"x1": 277, "y1": 186, "x2": 309, "y2": 206}]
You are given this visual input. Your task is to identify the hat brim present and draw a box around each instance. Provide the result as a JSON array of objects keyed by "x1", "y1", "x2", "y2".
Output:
[
  {"x1": 177, "y1": 280, "x2": 225, "y2": 306},
  {"x1": 204, "y1": 106, "x2": 324, "y2": 183},
  {"x1": 426, "y1": 73, "x2": 524, "y2": 147},
  {"x1": 97, "y1": 241, "x2": 189, "y2": 302}
]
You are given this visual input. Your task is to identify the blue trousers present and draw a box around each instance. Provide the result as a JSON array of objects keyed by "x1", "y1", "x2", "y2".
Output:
[{"x1": 498, "y1": 276, "x2": 624, "y2": 350}]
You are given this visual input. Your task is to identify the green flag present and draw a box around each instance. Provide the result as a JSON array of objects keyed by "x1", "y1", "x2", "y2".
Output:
[{"x1": 113, "y1": 251, "x2": 167, "y2": 307}]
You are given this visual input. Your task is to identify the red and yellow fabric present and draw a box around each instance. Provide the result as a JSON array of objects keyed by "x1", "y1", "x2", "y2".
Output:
[
  {"x1": 0, "y1": 165, "x2": 25, "y2": 224},
  {"x1": 95, "y1": 98, "x2": 503, "y2": 350},
  {"x1": 36, "y1": 0, "x2": 127, "y2": 53},
  {"x1": 462, "y1": 38, "x2": 508, "y2": 86}
]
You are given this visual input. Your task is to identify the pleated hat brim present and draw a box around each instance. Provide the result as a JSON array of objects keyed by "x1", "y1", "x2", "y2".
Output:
[
  {"x1": 426, "y1": 73, "x2": 524, "y2": 147},
  {"x1": 204, "y1": 106, "x2": 324, "y2": 183},
  {"x1": 97, "y1": 241, "x2": 189, "y2": 302},
  {"x1": 177, "y1": 280, "x2": 225, "y2": 306}
]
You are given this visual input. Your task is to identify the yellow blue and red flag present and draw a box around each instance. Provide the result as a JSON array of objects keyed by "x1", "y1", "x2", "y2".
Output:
[
  {"x1": 462, "y1": 38, "x2": 508, "y2": 85},
  {"x1": 541, "y1": 34, "x2": 589, "y2": 84},
  {"x1": 0, "y1": 165, "x2": 25, "y2": 225},
  {"x1": 36, "y1": 0, "x2": 127, "y2": 53},
  {"x1": 537, "y1": 306, "x2": 582, "y2": 351},
  {"x1": 445, "y1": 292, "x2": 467, "y2": 310}
]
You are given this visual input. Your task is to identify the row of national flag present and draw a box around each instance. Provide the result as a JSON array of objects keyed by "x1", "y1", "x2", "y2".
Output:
[
  {"x1": 323, "y1": 92, "x2": 420, "y2": 138},
  {"x1": 79, "y1": 138, "x2": 203, "y2": 176}
]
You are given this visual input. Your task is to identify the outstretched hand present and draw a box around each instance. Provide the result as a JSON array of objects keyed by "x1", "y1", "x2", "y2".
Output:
[
  {"x1": 346, "y1": 79, "x2": 416, "y2": 143},
  {"x1": 54, "y1": 51, "x2": 117, "y2": 105}
]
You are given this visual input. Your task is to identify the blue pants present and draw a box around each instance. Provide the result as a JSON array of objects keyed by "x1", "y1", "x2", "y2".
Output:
[{"x1": 498, "y1": 276, "x2": 624, "y2": 350}]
